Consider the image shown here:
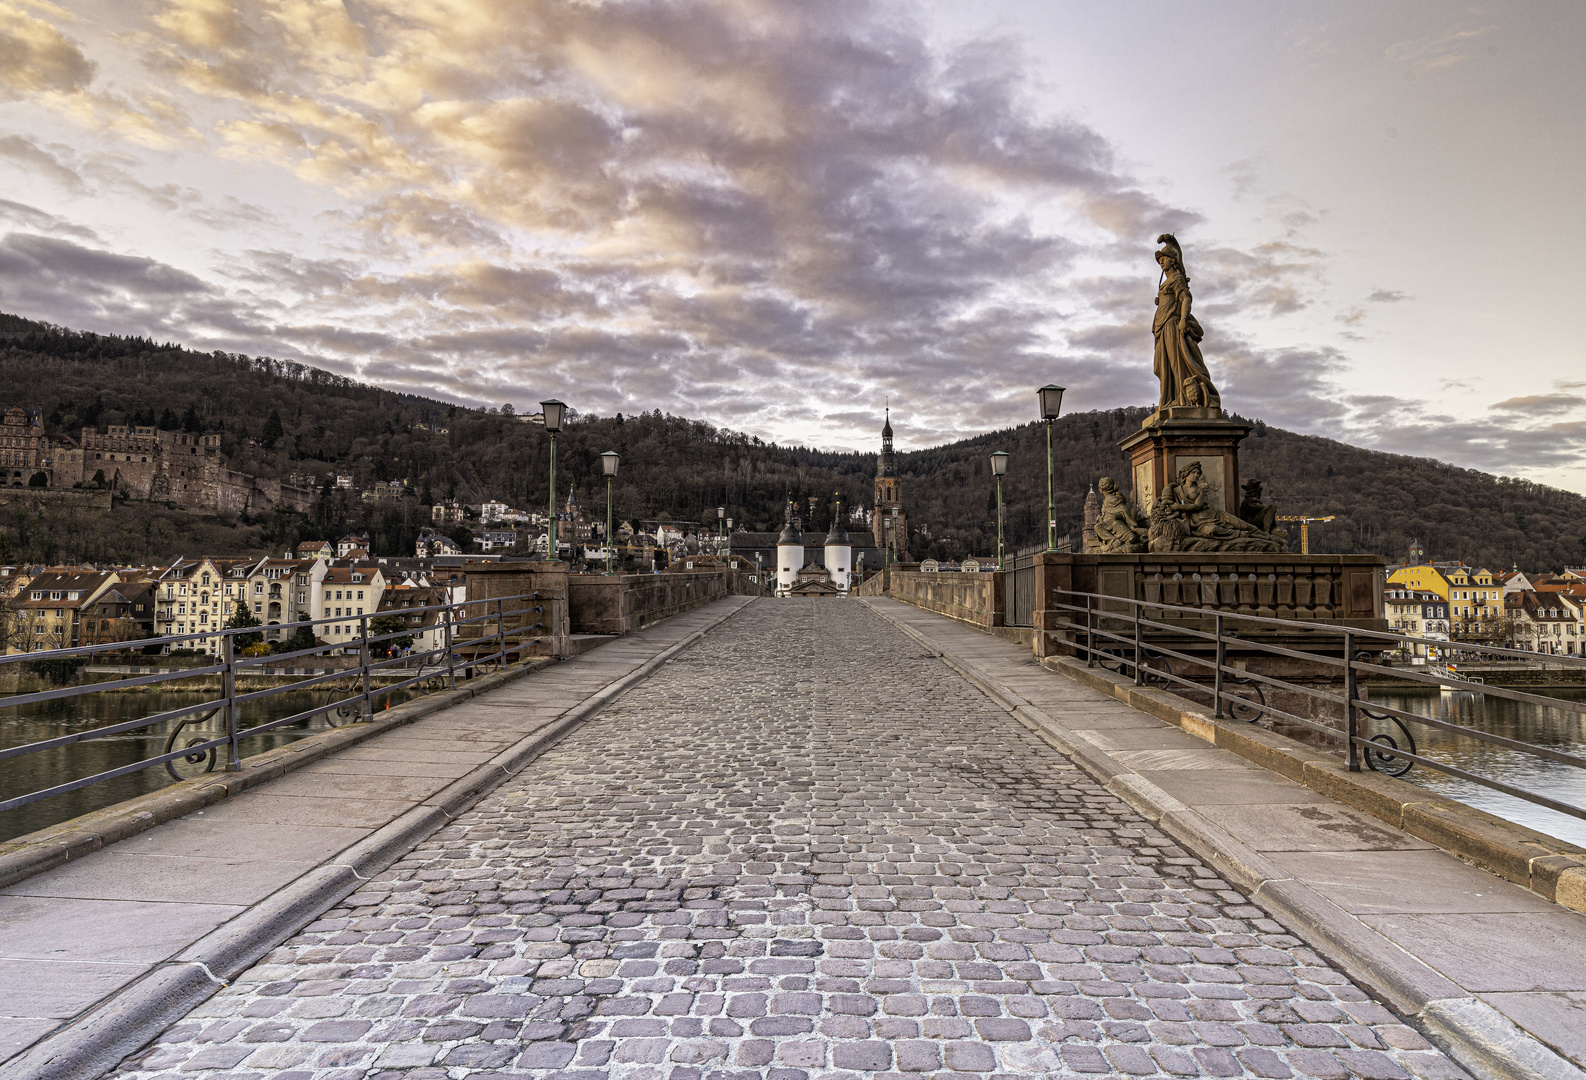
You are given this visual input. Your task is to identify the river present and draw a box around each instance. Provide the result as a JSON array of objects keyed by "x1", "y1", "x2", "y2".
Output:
[
  {"x1": 1365, "y1": 686, "x2": 1586, "y2": 848},
  {"x1": 0, "y1": 687, "x2": 417, "y2": 843}
]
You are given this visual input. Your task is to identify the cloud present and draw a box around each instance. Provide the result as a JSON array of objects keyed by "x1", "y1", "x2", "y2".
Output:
[
  {"x1": 1385, "y1": 23, "x2": 1497, "y2": 76},
  {"x1": 0, "y1": 0, "x2": 95, "y2": 99},
  {"x1": 0, "y1": 0, "x2": 1378, "y2": 455},
  {"x1": 1367, "y1": 288, "x2": 1409, "y2": 303},
  {"x1": 1492, "y1": 394, "x2": 1586, "y2": 416},
  {"x1": 0, "y1": 197, "x2": 100, "y2": 240}
]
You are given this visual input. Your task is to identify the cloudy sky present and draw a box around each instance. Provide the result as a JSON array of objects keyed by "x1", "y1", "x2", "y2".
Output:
[{"x1": 1, "y1": 1, "x2": 1583, "y2": 488}]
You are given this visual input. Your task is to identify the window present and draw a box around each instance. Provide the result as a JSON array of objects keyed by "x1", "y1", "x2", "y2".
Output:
[
  {"x1": 253, "y1": 603, "x2": 262, "y2": 613},
  {"x1": 202, "y1": 574, "x2": 210, "y2": 586},
  {"x1": 49, "y1": 591, "x2": 61, "y2": 600},
  {"x1": 357, "y1": 590, "x2": 364, "y2": 600},
  {"x1": 255, "y1": 583, "x2": 263, "y2": 594},
  {"x1": 29, "y1": 591, "x2": 40, "y2": 600},
  {"x1": 67, "y1": 591, "x2": 80, "y2": 600},
  {"x1": 180, "y1": 584, "x2": 188, "y2": 596}
]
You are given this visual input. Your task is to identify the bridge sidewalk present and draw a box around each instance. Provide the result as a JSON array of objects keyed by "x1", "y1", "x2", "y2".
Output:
[
  {"x1": 861, "y1": 597, "x2": 1586, "y2": 1080},
  {"x1": 0, "y1": 595, "x2": 752, "y2": 1079}
]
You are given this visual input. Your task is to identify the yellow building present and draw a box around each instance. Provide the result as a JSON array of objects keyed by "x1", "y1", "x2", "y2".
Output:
[{"x1": 1388, "y1": 562, "x2": 1502, "y2": 643}]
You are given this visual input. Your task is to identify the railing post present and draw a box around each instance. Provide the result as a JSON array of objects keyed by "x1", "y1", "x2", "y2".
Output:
[
  {"x1": 1214, "y1": 614, "x2": 1226, "y2": 720},
  {"x1": 1344, "y1": 630, "x2": 1360, "y2": 771},
  {"x1": 1133, "y1": 599, "x2": 1144, "y2": 686},
  {"x1": 223, "y1": 631, "x2": 241, "y2": 771},
  {"x1": 360, "y1": 614, "x2": 371, "y2": 720},
  {"x1": 445, "y1": 604, "x2": 455, "y2": 690},
  {"x1": 496, "y1": 597, "x2": 506, "y2": 665},
  {"x1": 1085, "y1": 595, "x2": 1095, "y2": 667}
]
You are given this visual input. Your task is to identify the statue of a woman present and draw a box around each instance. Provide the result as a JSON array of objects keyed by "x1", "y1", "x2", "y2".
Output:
[
  {"x1": 1168, "y1": 462, "x2": 1282, "y2": 552},
  {"x1": 1093, "y1": 477, "x2": 1147, "y2": 552},
  {"x1": 1153, "y1": 234, "x2": 1222, "y2": 411}
]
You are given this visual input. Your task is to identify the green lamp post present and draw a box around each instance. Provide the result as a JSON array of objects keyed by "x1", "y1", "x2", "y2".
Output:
[
  {"x1": 1038, "y1": 384, "x2": 1065, "y2": 551},
  {"x1": 601, "y1": 450, "x2": 620, "y2": 573},
  {"x1": 991, "y1": 450, "x2": 1009, "y2": 569}
]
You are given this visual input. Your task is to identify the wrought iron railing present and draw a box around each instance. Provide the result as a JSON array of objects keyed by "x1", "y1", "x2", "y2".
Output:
[
  {"x1": 1052, "y1": 589, "x2": 1586, "y2": 829},
  {"x1": 1001, "y1": 547, "x2": 1042, "y2": 628},
  {"x1": 0, "y1": 591, "x2": 556, "y2": 818}
]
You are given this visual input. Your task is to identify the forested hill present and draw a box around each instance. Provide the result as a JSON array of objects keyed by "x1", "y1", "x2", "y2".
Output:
[{"x1": 1, "y1": 311, "x2": 1582, "y2": 572}]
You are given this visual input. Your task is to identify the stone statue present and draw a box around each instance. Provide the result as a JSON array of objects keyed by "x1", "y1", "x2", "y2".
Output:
[
  {"x1": 1092, "y1": 477, "x2": 1148, "y2": 553},
  {"x1": 1143, "y1": 461, "x2": 1285, "y2": 553},
  {"x1": 1239, "y1": 479, "x2": 1279, "y2": 535},
  {"x1": 1153, "y1": 234, "x2": 1222, "y2": 412}
]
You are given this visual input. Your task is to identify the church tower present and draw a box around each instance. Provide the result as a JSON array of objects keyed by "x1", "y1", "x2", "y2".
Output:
[{"x1": 872, "y1": 409, "x2": 909, "y2": 561}]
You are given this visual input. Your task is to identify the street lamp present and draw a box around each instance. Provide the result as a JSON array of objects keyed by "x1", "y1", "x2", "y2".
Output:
[
  {"x1": 541, "y1": 399, "x2": 566, "y2": 562},
  {"x1": 890, "y1": 506, "x2": 900, "y2": 564},
  {"x1": 990, "y1": 450, "x2": 1009, "y2": 569},
  {"x1": 1038, "y1": 384, "x2": 1065, "y2": 551},
  {"x1": 601, "y1": 450, "x2": 620, "y2": 574},
  {"x1": 717, "y1": 506, "x2": 725, "y2": 547}
]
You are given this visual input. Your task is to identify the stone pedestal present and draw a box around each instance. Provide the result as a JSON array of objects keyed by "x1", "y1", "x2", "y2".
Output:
[{"x1": 1118, "y1": 408, "x2": 1249, "y2": 515}]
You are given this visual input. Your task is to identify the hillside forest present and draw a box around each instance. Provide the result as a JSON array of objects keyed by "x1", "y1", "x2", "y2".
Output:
[{"x1": 1, "y1": 311, "x2": 1584, "y2": 573}]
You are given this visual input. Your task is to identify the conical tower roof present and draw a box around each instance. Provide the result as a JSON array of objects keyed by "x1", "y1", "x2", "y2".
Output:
[
  {"x1": 777, "y1": 496, "x2": 802, "y2": 546},
  {"x1": 824, "y1": 494, "x2": 850, "y2": 546}
]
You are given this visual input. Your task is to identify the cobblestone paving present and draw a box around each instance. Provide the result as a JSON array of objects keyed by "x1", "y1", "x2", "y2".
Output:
[{"x1": 113, "y1": 599, "x2": 1467, "y2": 1080}]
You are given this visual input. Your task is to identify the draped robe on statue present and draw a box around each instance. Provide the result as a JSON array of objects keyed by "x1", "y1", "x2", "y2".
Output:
[{"x1": 1152, "y1": 269, "x2": 1222, "y2": 410}]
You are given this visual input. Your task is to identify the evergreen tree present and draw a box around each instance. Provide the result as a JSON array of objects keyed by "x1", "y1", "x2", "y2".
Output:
[
  {"x1": 181, "y1": 403, "x2": 201, "y2": 432},
  {"x1": 261, "y1": 409, "x2": 285, "y2": 449},
  {"x1": 222, "y1": 598, "x2": 263, "y2": 650}
]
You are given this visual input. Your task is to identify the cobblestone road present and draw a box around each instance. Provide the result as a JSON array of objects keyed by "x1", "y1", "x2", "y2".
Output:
[{"x1": 113, "y1": 600, "x2": 1465, "y2": 1080}]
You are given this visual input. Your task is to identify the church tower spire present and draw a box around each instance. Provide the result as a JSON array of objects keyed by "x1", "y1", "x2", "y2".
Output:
[{"x1": 872, "y1": 408, "x2": 908, "y2": 561}]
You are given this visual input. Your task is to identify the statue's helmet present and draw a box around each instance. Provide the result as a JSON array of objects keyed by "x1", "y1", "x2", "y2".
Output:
[{"x1": 1155, "y1": 233, "x2": 1184, "y2": 271}]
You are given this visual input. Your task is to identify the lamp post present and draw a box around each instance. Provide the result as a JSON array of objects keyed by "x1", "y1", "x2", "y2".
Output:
[
  {"x1": 541, "y1": 400, "x2": 566, "y2": 561},
  {"x1": 601, "y1": 450, "x2": 619, "y2": 574},
  {"x1": 890, "y1": 506, "x2": 900, "y2": 564},
  {"x1": 990, "y1": 450, "x2": 1009, "y2": 569},
  {"x1": 717, "y1": 506, "x2": 725, "y2": 548},
  {"x1": 1038, "y1": 384, "x2": 1065, "y2": 551}
]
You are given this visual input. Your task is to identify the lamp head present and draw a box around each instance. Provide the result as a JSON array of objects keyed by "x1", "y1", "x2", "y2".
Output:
[
  {"x1": 990, "y1": 450, "x2": 1009, "y2": 476},
  {"x1": 600, "y1": 450, "x2": 620, "y2": 476},
  {"x1": 1038, "y1": 384, "x2": 1066, "y2": 420},
  {"x1": 540, "y1": 399, "x2": 567, "y2": 432}
]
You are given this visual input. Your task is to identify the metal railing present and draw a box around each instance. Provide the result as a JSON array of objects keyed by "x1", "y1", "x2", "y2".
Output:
[
  {"x1": 1001, "y1": 547, "x2": 1041, "y2": 628},
  {"x1": 0, "y1": 591, "x2": 556, "y2": 818},
  {"x1": 1051, "y1": 588, "x2": 1586, "y2": 829}
]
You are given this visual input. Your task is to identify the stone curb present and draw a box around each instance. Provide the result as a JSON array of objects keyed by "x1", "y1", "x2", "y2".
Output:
[
  {"x1": 0, "y1": 597, "x2": 754, "y2": 1080},
  {"x1": 857, "y1": 598, "x2": 1586, "y2": 1080},
  {"x1": 0, "y1": 657, "x2": 554, "y2": 891}
]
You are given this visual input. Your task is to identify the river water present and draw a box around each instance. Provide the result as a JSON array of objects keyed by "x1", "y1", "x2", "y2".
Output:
[
  {"x1": 0, "y1": 686, "x2": 417, "y2": 843},
  {"x1": 1365, "y1": 686, "x2": 1586, "y2": 848}
]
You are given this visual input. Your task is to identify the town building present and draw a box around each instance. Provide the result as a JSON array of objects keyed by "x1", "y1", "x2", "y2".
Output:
[
  {"x1": 1508, "y1": 591, "x2": 1579, "y2": 655},
  {"x1": 872, "y1": 409, "x2": 909, "y2": 561},
  {"x1": 432, "y1": 501, "x2": 465, "y2": 524},
  {"x1": 1386, "y1": 560, "x2": 1502, "y2": 646},
  {"x1": 1383, "y1": 586, "x2": 1449, "y2": 659},
  {"x1": 317, "y1": 565, "x2": 387, "y2": 651},
  {"x1": 12, "y1": 570, "x2": 121, "y2": 652},
  {"x1": 83, "y1": 580, "x2": 157, "y2": 646},
  {"x1": 377, "y1": 580, "x2": 464, "y2": 657},
  {"x1": 476, "y1": 529, "x2": 518, "y2": 552},
  {"x1": 416, "y1": 528, "x2": 462, "y2": 557}
]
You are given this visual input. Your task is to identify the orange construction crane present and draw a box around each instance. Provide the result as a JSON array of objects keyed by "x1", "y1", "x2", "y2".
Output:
[{"x1": 1276, "y1": 514, "x2": 1335, "y2": 555}]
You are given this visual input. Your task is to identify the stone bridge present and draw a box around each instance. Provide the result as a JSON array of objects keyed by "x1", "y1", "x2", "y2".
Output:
[{"x1": 0, "y1": 598, "x2": 1582, "y2": 1080}]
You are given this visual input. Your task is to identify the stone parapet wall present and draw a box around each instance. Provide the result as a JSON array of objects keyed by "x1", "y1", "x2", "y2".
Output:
[
  {"x1": 0, "y1": 487, "x2": 112, "y2": 510},
  {"x1": 461, "y1": 561, "x2": 569, "y2": 657},
  {"x1": 863, "y1": 569, "x2": 1001, "y2": 631},
  {"x1": 570, "y1": 571, "x2": 756, "y2": 635}
]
